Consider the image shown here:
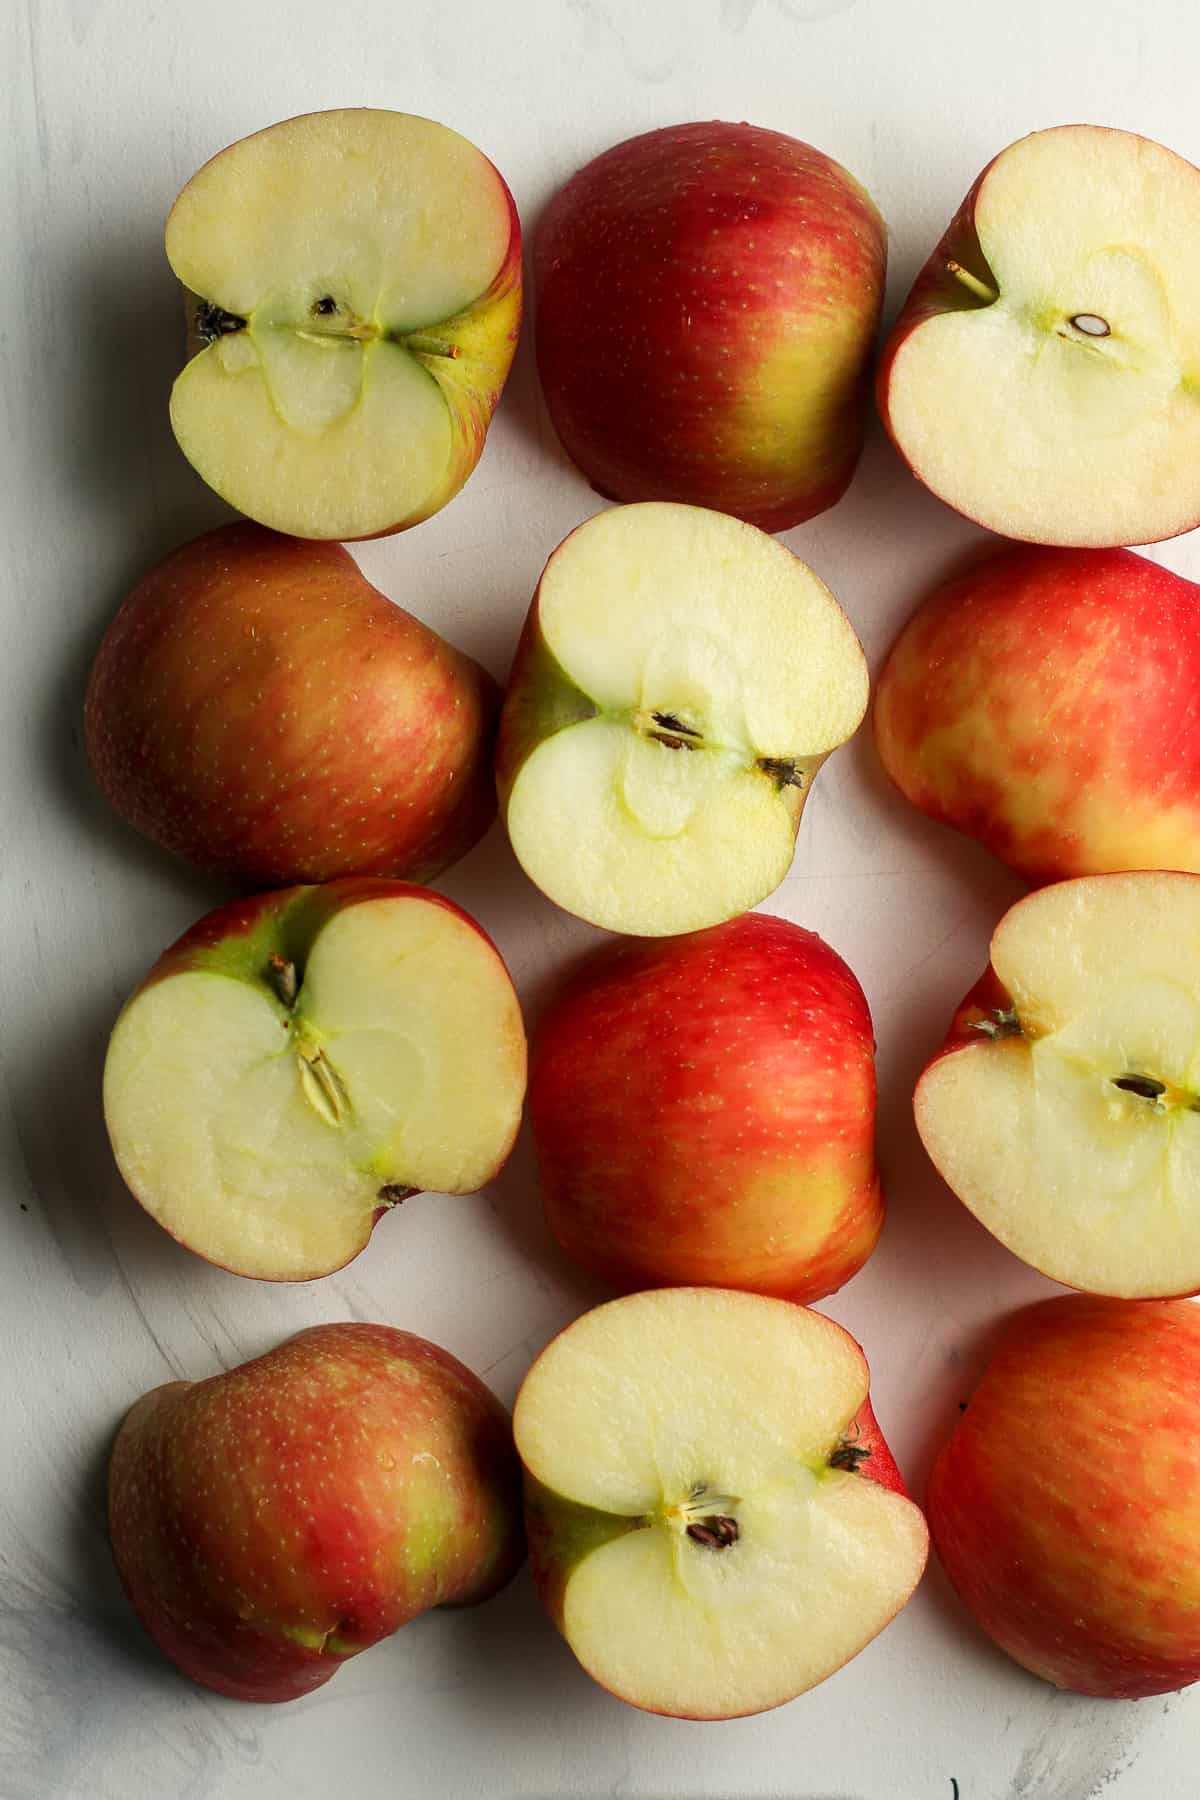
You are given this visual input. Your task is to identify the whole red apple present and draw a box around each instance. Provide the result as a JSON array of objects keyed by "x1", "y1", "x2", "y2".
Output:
[
  {"x1": 929, "y1": 1295, "x2": 1200, "y2": 1698},
  {"x1": 529, "y1": 912, "x2": 881, "y2": 1300},
  {"x1": 108, "y1": 1323, "x2": 525, "y2": 1702},
  {"x1": 875, "y1": 545, "x2": 1200, "y2": 884},
  {"x1": 535, "y1": 122, "x2": 886, "y2": 531},
  {"x1": 85, "y1": 523, "x2": 499, "y2": 888}
]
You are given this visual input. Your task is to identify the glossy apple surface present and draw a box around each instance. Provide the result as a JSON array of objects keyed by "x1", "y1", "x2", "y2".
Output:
[
  {"x1": 109, "y1": 1323, "x2": 524, "y2": 1702},
  {"x1": 878, "y1": 124, "x2": 1200, "y2": 545},
  {"x1": 929, "y1": 1295, "x2": 1200, "y2": 1698},
  {"x1": 496, "y1": 502, "x2": 868, "y2": 935},
  {"x1": 103, "y1": 880, "x2": 527, "y2": 1279},
  {"x1": 514, "y1": 1288, "x2": 927, "y2": 1718},
  {"x1": 85, "y1": 523, "x2": 499, "y2": 888},
  {"x1": 530, "y1": 913, "x2": 881, "y2": 1300},
  {"x1": 915, "y1": 871, "x2": 1200, "y2": 1297},
  {"x1": 536, "y1": 121, "x2": 885, "y2": 531},
  {"x1": 167, "y1": 109, "x2": 521, "y2": 539},
  {"x1": 875, "y1": 545, "x2": 1200, "y2": 884}
]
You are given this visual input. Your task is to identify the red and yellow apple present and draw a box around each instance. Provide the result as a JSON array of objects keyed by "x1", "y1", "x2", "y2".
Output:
[
  {"x1": 914, "y1": 871, "x2": 1200, "y2": 1297},
  {"x1": 929, "y1": 1295, "x2": 1200, "y2": 1698},
  {"x1": 103, "y1": 880, "x2": 527, "y2": 1279},
  {"x1": 529, "y1": 912, "x2": 881, "y2": 1301},
  {"x1": 109, "y1": 1323, "x2": 524, "y2": 1702},
  {"x1": 514, "y1": 1288, "x2": 928, "y2": 1718},
  {"x1": 535, "y1": 121, "x2": 886, "y2": 531},
  {"x1": 875, "y1": 545, "x2": 1200, "y2": 885},
  {"x1": 878, "y1": 124, "x2": 1200, "y2": 546},
  {"x1": 496, "y1": 502, "x2": 869, "y2": 935},
  {"x1": 167, "y1": 109, "x2": 521, "y2": 539},
  {"x1": 85, "y1": 523, "x2": 499, "y2": 889}
]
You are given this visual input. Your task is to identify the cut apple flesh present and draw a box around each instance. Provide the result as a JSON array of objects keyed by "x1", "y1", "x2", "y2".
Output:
[
  {"x1": 104, "y1": 892, "x2": 526, "y2": 1279},
  {"x1": 916, "y1": 872, "x2": 1200, "y2": 1296},
  {"x1": 166, "y1": 110, "x2": 512, "y2": 538},
  {"x1": 514, "y1": 1288, "x2": 927, "y2": 1718},
  {"x1": 886, "y1": 126, "x2": 1200, "y2": 545},
  {"x1": 505, "y1": 504, "x2": 868, "y2": 935}
]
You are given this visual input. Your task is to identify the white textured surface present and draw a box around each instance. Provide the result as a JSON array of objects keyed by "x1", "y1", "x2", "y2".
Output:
[{"x1": 3, "y1": 2, "x2": 1198, "y2": 1796}]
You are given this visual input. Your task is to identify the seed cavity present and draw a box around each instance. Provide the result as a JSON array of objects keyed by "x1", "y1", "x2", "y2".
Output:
[
  {"x1": 312, "y1": 295, "x2": 338, "y2": 316},
  {"x1": 298, "y1": 1050, "x2": 349, "y2": 1128},
  {"x1": 647, "y1": 710, "x2": 703, "y2": 751}
]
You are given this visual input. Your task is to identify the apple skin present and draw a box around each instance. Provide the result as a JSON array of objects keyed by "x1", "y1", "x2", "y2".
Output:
[
  {"x1": 875, "y1": 545, "x2": 1200, "y2": 885},
  {"x1": 171, "y1": 113, "x2": 522, "y2": 541},
  {"x1": 535, "y1": 121, "x2": 886, "y2": 532},
  {"x1": 108, "y1": 1323, "x2": 524, "y2": 1702},
  {"x1": 928, "y1": 1295, "x2": 1200, "y2": 1698},
  {"x1": 106, "y1": 877, "x2": 524, "y2": 1276},
  {"x1": 528, "y1": 913, "x2": 882, "y2": 1301},
  {"x1": 85, "y1": 523, "x2": 499, "y2": 888}
]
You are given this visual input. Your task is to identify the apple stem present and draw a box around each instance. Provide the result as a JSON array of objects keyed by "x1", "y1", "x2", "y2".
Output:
[
  {"x1": 947, "y1": 260, "x2": 998, "y2": 304},
  {"x1": 267, "y1": 953, "x2": 298, "y2": 1008},
  {"x1": 686, "y1": 1515, "x2": 740, "y2": 1549},
  {"x1": 404, "y1": 333, "x2": 462, "y2": 359}
]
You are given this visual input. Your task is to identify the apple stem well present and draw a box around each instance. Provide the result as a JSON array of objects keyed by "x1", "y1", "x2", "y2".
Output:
[
  {"x1": 267, "y1": 952, "x2": 298, "y2": 1008},
  {"x1": 946, "y1": 260, "x2": 998, "y2": 305}
]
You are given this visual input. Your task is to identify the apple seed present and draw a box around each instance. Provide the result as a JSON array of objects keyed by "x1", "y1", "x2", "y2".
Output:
[
  {"x1": 1111, "y1": 1073, "x2": 1167, "y2": 1102},
  {"x1": 685, "y1": 1515, "x2": 740, "y2": 1549},
  {"x1": 1069, "y1": 313, "x2": 1111, "y2": 338}
]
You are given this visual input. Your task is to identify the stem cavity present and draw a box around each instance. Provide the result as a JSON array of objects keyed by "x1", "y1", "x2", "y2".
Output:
[
  {"x1": 947, "y1": 260, "x2": 998, "y2": 304},
  {"x1": 267, "y1": 953, "x2": 298, "y2": 1008}
]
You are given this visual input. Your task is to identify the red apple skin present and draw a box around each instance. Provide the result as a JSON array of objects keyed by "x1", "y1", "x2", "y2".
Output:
[
  {"x1": 529, "y1": 914, "x2": 882, "y2": 1301},
  {"x1": 875, "y1": 546, "x2": 1200, "y2": 885},
  {"x1": 535, "y1": 122, "x2": 886, "y2": 532},
  {"x1": 108, "y1": 879, "x2": 525, "y2": 1278},
  {"x1": 929, "y1": 1296, "x2": 1200, "y2": 1698},
  {"x1": 108, "y1": 1324, "x2": 524, "y2": 1703},
  {"x1": 85, "y1": 523, "x2": 499, "y2": 888}
]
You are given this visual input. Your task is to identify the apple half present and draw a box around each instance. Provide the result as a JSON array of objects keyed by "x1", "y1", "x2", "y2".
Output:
[
  {"x1": 104, "y1": 880, "x2": 526, "y2": 1279},
  {"x1": 879, "y1": 124, "x2": 1200, "y2": 546},
  {"x1": 497, "y1": 503, "x2": 869, "y2": 935},
  {"x1": 167, "y1": 110, "x2": 521, "y2": 539},
  {"x1": 514, "y1": 1288, "x2": 928, "y2": 1718},
  {"x1": 916, "y1": 872, "x2": 1200, "y2": 1296}
]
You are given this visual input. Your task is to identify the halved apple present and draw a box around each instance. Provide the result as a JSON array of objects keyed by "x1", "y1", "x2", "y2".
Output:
[
  {"x1": 916, "y1": 872, "x2": 1200, "y2": 1296},
  {"x1": 496, "y1": 504, "x2": 869, "y2": 935},
  {"x1": 879, "y1": 125, "x2": 1200, "y2": 546},
  {"x1": 167, "y1": 110, "x2": 521, "y2": 539},
  {"x1": 514, "y1": 1287, "x2": 928, "y2": 1719},
  {"x1": 103, "y1": 880, "x2": 526, "y2": 1279}
]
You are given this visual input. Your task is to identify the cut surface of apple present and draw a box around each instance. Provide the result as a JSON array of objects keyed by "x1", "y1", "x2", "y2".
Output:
[
  {"x1": 916, "y1": 872, "x2": 1200, "y2": 1296},
  {"x1": 514, "y1": 1288, "x2": 927, "y2": 1718},
  {"x1": 881, "y1": 125, "x2": 1200, "y2": 546},
  {"x1": 498, "y1": 504, "x2": 868, "y2": 936},
  {"x1": 167, "y1": 110, "x2": 520, "y2": 539},
  {"x1": 104, "y1": 881, "x2": 526, "y2": 1279}
]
